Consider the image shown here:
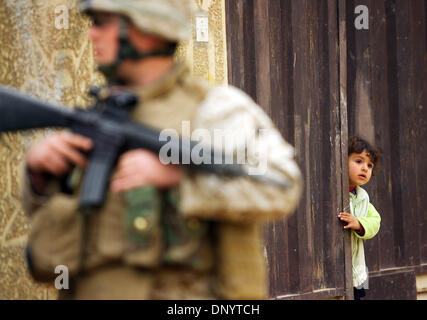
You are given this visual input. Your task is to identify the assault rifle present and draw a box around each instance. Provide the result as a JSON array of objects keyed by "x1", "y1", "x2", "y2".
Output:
[{"x1": 0, "y1": 85, "x2": 289, "y2": 209}]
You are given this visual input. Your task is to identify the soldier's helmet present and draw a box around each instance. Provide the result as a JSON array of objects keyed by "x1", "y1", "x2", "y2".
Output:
[{"x1": 79, "y1": 0, "x2": 194, "y2": 42}]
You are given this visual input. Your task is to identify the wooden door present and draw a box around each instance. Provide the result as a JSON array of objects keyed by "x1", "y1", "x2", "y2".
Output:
[{"x1": 225, "y1": 0, "x2": 352, "y2": 299}]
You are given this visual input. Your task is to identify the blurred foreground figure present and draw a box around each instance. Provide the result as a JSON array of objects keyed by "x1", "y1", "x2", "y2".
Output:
[{"x1": 22, "y1": 0, "x2": 302, "y2": 299}]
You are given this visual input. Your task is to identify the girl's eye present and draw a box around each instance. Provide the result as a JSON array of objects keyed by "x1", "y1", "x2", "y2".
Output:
[
  {"x1": 368, "y1": 164, "x2": 373, "y2": 168},
  {"x1": 356, "y1": 160, "x2": 362, "y2": 163}
]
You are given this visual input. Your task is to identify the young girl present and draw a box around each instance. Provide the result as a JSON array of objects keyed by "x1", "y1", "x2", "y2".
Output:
[{"x1": 338, "y1": 136, "x2": 382, "y2": 300}]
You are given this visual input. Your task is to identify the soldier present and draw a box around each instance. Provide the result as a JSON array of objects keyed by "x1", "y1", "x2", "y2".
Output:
[{"x1": 22, "y1": 0, "x2": 302, "y2": 299}]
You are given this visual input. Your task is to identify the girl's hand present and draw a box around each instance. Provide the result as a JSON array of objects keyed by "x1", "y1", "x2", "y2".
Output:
[{"x1": 338, "y1": 212, "x2": 362, "y2": 231}]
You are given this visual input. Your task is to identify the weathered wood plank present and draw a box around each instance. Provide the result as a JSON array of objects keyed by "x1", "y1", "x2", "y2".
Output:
[
  {"x1": 365, "y1": 270, "x2": 417, "y2": 300},
  {"x1": 280, "y1": 1, "x2": 300, "y2": 295},
  {"x1": 368, "y1": 0, "x2": 394, "y2": 271},
  {"x1": 291, "y1": 0, "x2": 315, "y2": 294},
  {"x1": 394, "y1": 0, "x2": 420, "y2": 267},
  {"x1": 253, "y1": 0, "x2": 271, "y2": 115},
  {"x1": 407, "y1": 0, "x2": 426, "y2": 267},
  {"x1": 325, "y1": 0, "x2": 343, "y2": 291},
  {"x1": 338, "y1": 0, "x2": 353, "y2": 300}
]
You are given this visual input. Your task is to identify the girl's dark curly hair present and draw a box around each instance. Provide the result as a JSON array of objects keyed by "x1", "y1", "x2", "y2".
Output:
[{"x1": 348, "y1": 136, "x2": 382, "y2": 175}]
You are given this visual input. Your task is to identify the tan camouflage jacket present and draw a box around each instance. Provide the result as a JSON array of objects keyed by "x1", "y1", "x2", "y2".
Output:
[{"x1": 22, "y1": 62, "x2": 302, "y2": 299}]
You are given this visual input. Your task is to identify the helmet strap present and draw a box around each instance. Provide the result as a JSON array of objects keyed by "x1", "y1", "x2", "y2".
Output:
[{"x1": 99, "y1": 18, "x2": 177, "y2": 85}]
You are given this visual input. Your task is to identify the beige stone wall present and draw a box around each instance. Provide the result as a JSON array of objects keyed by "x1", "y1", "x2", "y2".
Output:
[{"x1": 0, "y1": 0, "x2": 227, "y2": 299}]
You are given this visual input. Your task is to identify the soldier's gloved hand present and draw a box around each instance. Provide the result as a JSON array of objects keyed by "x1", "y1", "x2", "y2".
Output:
[
  {"x1": 26, "y1": 131, "x2": 93, "y2": 194},
  {"x1": 110, "y1": 149, "x2": 182, "y2": 193}
]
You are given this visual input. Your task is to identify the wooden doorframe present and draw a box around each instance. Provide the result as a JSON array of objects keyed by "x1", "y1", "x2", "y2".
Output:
[{"x1": 338, "y1": 0, "x2": 354, "y2": 301}]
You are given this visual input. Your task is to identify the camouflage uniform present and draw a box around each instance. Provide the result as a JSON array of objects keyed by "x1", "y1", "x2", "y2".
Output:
[{"x1": 22, "y1": 0, "x2": 302, "y2": 299}]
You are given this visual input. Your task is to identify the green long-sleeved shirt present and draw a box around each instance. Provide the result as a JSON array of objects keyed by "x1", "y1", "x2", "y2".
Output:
[
  {"x1": 349, "y1": 187, "x2": 381, "y2": 288},
  {"x1": 354, "y1": 202, "x2": 381, "y2": 240}
]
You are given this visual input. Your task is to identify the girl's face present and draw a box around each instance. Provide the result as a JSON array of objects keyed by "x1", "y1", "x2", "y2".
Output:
[{"x1": 348, "y1": 150, "x2": 374, "y2": 188}]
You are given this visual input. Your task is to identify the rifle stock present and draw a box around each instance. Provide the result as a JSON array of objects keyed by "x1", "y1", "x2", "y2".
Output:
[{"x1": 0, "y1": 86, "x2": 72, "y2": 131}]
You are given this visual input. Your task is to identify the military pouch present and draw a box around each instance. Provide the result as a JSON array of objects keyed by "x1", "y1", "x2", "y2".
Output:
[
  {"x1": 28, "y1": 193, "x2": 83, "y2": 281},
  {"x1": 161, "y1": 189, "x2": 213, "y2": 271},
  {"x1": 122, "y1": 186, "x2": 163, "y2": 266}
]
